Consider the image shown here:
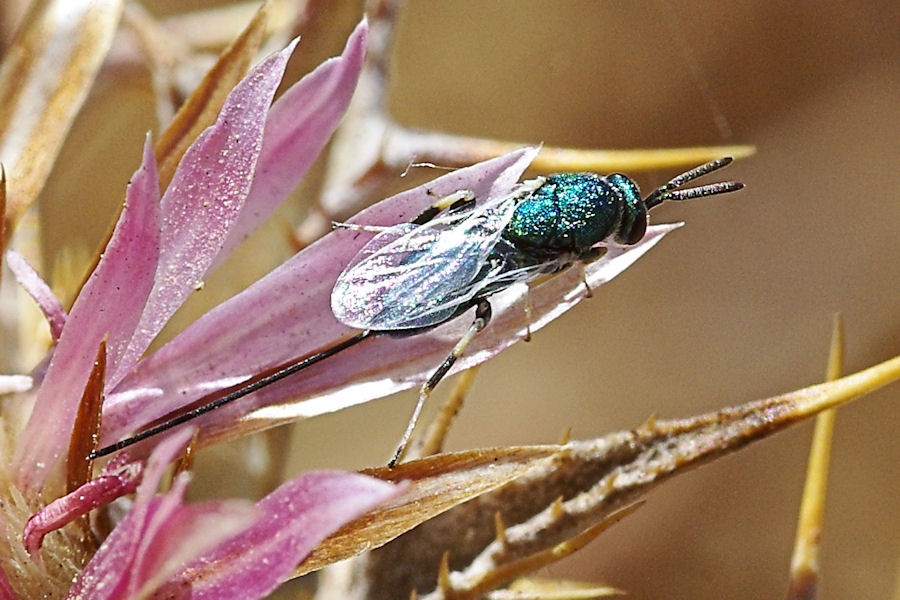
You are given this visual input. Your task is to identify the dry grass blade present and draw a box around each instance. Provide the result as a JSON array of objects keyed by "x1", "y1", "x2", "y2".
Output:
[
  {"x1": 350, "y1": 352, "x2": 900, "y2": 598},
  {"x1": 527, "y1": 144, "x2": 755, "y2": 172},
  {"x1": 411, "y1": 365, "x2": 482, "y2": 461},
  {"x1": 380, "y1": 129, "x2": 755, "y2": 176},
  {"x1": 489, "y1": 577, "x2": 624, "y2": 599},
  {"x1": 786, "y1": 315, "x2": 844, "y2": 600},
  {"x1": 0, "y1": 0, "x2": 123, "y2": 233},
  {"x1": 161, "y1": 1, "x2": 291, "y2": 52},
  {"x1": 121, "y1": 2, "x2": 195, "y2": 129},
  {"x1": 295, "y1": 446, "x2": 560, "y2": 577},
  {"x1": 0, "y1": 165, "x2": 6, "y2": 258}
]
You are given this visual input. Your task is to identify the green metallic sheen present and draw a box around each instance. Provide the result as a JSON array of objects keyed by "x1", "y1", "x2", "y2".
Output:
[{"x1": 504, "y1": 172, "x2": 648, "y2": 254}]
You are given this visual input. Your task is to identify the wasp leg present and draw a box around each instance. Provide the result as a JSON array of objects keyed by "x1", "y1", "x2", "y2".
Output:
[
  {"x1": 389, "y1": 300, "x2": 492, "y2": 467},
  {"x1": 408, "y1": 364, "x2": 481, "y2": 461},
  {"x1": 523, "y1": 284, "x2": 535, "y2": 342},
  {"x1": 331, "y1": 221, "x2": 393, "y2": 233},
  {"x1": 575, "y1": 247, "x2": 607, "y2": 298},
  {"x1": 411, "y1": 190, "x2": 476, "y2": 225},
  {"x1": 579, "y1": 262, "x2": 593, "y2": 298},
  {"x1": 332, "y1": 189, "x2": 475, "y2": 233}
]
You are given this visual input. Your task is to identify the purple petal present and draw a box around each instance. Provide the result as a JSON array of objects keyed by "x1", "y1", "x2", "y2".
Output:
[
  {"x1": 213, "y1": 19, "x2": 368, "y2": 266},
  {"x1": 5, "y1": 250, "x2": 67, "y2": 341},
  {"x1": 64, "y1": 430, "x2": 194, "y2": 599},
  {"x1": 65, "y1": 494, "x2": 160, "y2": 600},
  {"x1": 116, "y1": 40, "x2": 299, "y2": 383},
  {"x1": 102, "y1": 148, "x2": 538, "y2": 445},
  {"x1": 128, "y1": 477, "x2": 254, "y2": 598},
  {"x1": 119, "y1": 432, "x2": 251, "y2": 598},
  {"x1": 134, "y1": 427, "x2": 193, "y2": 500},
  {"x1": 13, "y1": 137, "x2": 161, "y2": 491},
  {"x1": 0, "y1": 568, "x2": 20, "y2": 600},
  {"x1": 65, "y1": 429, "x2": 256, "y2": 600},
  {"x1": 23, "y1": 461, "x2": 143, "y2": 555},
  {"x1": 67, "y1": 482, "x2": 254, "y2": 600},
  {"x1": 162, "y1": 471, "x2": 399, "y2": 599}
]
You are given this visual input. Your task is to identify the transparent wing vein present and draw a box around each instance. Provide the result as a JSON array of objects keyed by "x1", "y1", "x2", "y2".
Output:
[{"x1": 332, "y1": 193, "x2": 521, "y2": 330}]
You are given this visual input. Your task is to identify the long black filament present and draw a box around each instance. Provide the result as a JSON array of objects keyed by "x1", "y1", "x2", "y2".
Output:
[{"x1": 89, "y1": 329, "x2": 375, "y2": 459}]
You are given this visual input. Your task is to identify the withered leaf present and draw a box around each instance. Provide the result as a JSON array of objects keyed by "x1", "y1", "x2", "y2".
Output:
[
  {"x1": 296, "y1": 446, "x2": 560, "y2": 577},
  {"x1": 64, "y1": 337, "x2": 106, "y2": 550},
  {"x1": 0, "y1": 0, "x2": 123, "y2": 232}
]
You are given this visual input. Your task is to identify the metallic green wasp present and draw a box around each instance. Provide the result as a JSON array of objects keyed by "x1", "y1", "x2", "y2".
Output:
[{"x1": 92, "y1": 158, "x2": 742, "y2": 464}]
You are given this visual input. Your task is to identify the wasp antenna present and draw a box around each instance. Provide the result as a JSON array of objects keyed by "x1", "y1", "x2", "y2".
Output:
[
  {"x1": 672, "y1": 157, "x2": 734, "y2": 184},
  {"x1": 644, "y1": 157, "x2": 737, "y2": 209},
  {"x1": 659, "y1": 181, "x2": 744, "y2": 203}
]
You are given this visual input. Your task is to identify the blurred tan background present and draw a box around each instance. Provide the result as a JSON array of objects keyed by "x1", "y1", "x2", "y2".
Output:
[{"x1": 6, "y1": 1, "x2": 898, "y2": 598}]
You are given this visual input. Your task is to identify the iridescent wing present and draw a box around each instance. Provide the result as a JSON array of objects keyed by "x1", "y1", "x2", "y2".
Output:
[{"x1": 331, "y1": 192, "x2": 522, "y2": 330}]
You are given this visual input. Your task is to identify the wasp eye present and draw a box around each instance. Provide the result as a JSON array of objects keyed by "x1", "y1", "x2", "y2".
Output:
[{"x1": 617, "y1": 210, "x2": 647, "y2": 245}]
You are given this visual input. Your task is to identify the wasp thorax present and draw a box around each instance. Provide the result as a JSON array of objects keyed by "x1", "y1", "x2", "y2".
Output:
[{"x1": 505, "y1": 172, "x2": 648, "y2": 253}]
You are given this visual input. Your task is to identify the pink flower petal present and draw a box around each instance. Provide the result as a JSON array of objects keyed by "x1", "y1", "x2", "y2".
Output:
[
  {"x1": 65, "y1": 494, "x2": 157, "y2": 599},
  {"x1": 118, "y1": 431, "x2": 251, "y2": 598},
  {"x1": 0, "y1": 567, "x2": 20, "y2": 600},
  {"x1": 5, "y1": 250, "x2": 67, "y2": 341},
  {"x1": 213, "y1": 19, "x2": 368, "y2": 265},
  {"x1": 130, "y1": 476, "x2": 254, "y2": 598},
  {"x1": 102, "y1": 148, "x2": 538, "y2": 445},
  {"x1": 116, "y1": 40, "x2": 299, "y2": 383},
  {"x1": 23, "y1": 460, "x2": 143, "y2": 555},
  {"x1": 66, "y1": 483, "x2": 255, "y2": 600},
  {"x1": 133, "y1": 427, "x2": 192, "y2": 500},
  {"x1": 13, "y1": 137, "x2": 161, "y2": 491},
  {"x1": 65, "y1": 429, "x2": 395, "y2": 599},
  {"x1": 65, "y1": 429, "x2": 256, "y2": 600},
  {"x1": 64, "y1": 429, "x2": 195, "y2": 599},
  {"x1": 162, "y1": 471, "x2": 399, "y2": 600}
]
